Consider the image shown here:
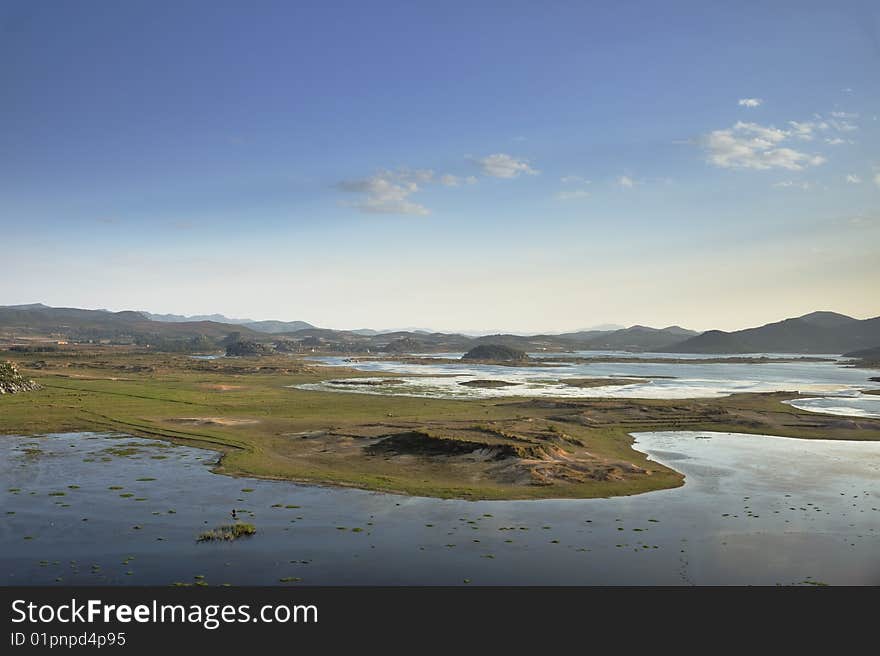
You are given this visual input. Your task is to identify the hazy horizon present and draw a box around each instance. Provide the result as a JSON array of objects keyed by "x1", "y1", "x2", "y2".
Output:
[
  {"x1": 2, "y1": 299, "x2": 878, "y2": 336},
  {"x1": 2, "y1": 2, "x2": 878, "y2": 333}
]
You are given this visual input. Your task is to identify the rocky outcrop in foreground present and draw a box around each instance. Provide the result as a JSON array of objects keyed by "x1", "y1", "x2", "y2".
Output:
[{"x1": 0, "y1": 361, "x2": 41, "y2": 394}]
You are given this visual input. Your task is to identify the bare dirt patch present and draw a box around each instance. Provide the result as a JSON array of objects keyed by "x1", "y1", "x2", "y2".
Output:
[
  {"x1": 339, "y1": 419, "x2": 650, "y2": 487},
  {"x1": 170, "y1": 417, "x2": 260, "y2": 427},
  {"x1": 53, "y1": 373, "x2": 134, "y2": 381}
]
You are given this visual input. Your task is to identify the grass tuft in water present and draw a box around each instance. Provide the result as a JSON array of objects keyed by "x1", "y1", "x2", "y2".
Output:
[{"x1": 197, "y1": 523, "x2": 256, "y2": 542}]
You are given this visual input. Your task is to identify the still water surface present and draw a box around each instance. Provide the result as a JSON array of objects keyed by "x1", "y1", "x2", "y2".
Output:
[
  {"x1": 2, "y1": 431, "x2": 878, "y2": 586},
  {"x1": 300, "y1": 352, "x2": 880, "y2": 417}
]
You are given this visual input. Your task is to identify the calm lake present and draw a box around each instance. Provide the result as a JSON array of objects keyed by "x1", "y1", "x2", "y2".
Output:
[
  {"x1": 2, "y1": 430, "x2": 878, "y2": 586},
  {"x1": 300, "y1": 352, "x2": 880, "y2": 417}
]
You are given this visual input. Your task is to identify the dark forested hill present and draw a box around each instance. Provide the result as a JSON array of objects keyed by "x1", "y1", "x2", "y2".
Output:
[{"x1": 667, "y1": 312, "x2": 880, "y2": 354}]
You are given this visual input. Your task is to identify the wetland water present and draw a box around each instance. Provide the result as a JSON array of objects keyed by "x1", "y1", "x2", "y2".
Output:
[
  {"x1": 299, "y1": 352, "x2": 880, "y2": 418},
  {"x1": 2, "y1": 431, "x2": 878, "y2": 586}
]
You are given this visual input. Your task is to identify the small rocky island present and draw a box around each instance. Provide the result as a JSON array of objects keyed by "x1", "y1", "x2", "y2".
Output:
[
  {"x1": 461, "y1": 344, "x2": 530, "y2": 362},
  {"x1": 458, "y1": 379, "x2": 520, "y2": 388},
  {"x1": 0, "y1": 361, "x2": 41, "y2": 395},
  {"x1": 225, "y1": 340, "x2": 275, "y2": 357}
]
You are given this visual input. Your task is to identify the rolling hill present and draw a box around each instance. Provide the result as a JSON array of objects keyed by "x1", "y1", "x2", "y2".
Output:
[
  {"x1": 141, "y1": 311, "x2": 314, "y2": 334},
  {"x1": 576, "y1": 325, "x2": 698, "y2": 351},
  {"x1": 667, "y1": 312, "x2": 880, "y2": 354},
  {"x1": 0, "y1": 305, "x2": 260, "y2": 343},
  {"x1": 3, "y1": 304, "x2": 875, "y2": 355}
]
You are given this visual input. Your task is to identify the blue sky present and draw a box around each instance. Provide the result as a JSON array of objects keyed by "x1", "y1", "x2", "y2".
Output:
[{"x1": 1, "y1": 0, "x2": 878, "y2": 332}]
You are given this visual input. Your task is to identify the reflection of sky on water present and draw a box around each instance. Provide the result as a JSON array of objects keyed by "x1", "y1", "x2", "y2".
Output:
[
  {"x1": 788, "y1": 395, "x2": 880, "y2": 419},
  {"x1": 2, "y1": 431, "x2": 878, "y2": 586},
  {"x1": 299, "y1": 352, "x2": 880, "y2": 412}
]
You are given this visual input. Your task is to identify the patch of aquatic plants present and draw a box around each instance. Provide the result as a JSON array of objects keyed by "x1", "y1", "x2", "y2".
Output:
[
  {"x1": 197, "y1": 523, "x2": 257, "y2": 542},
  {"x1": 102, "y1": 447, "x2": 142, "y2": 457}
]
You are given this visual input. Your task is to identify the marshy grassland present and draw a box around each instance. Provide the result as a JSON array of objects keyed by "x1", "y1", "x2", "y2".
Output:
[{"x1": 2, "y1": 347, "x2": 879, "y2": 500}]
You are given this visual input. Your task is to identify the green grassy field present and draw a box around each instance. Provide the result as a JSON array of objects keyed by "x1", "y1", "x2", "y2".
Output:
[{"x1": 2, "y1": 347, "x2": 878, "y2": 500}]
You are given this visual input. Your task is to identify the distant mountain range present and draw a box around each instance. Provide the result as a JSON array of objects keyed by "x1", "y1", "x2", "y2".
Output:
[
  {"x1": 0, "y1": 304, "x2": 261, "y2": 342},
  {"x1": 0, "y1": 304, "x2": 877, "y2": 355},
  {"x1": 139, "y1": 311, "x2": 314, "y2": 334}
]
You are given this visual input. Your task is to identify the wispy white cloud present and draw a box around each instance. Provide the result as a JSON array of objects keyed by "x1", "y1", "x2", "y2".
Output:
[
  {"x1": 337, "y1": 170, "x2": 430, "y2": 215},
  {"x1": 555, "y1": 189, "x2": 591, "y2": 201},
  {"x1": 561, "y1": 175, "x2": 591, "y2": 184},
  {"x1": 471, "y1": 153, "x2": 539, "y2": 178},
  {"x1": 875, "y1": 173, "x2": 880, "y2": 188},
  {"x1": 439, "y1": 174, "x2": 477, "y2": 187},
  {"x1": 556, "y1": 175, "x2": 592, "y2": 200},
  {"x1": 704, "y1": 121, "x2": 826, "y2": 171},
  {"x1": 787, "y1": 120, "x2": 828, "y2": 141},
  {"x1": 846, "y1": 174, "x2": 862, "y2": 184},
  {"x1": 823, "y1": 112, "x2": 859, "y2": 133},
  {"x1": 337, "y1": 165, "x2": 479, "y2": 215},
  {"x1": 824, "y1": 137, "x2": 847, "y2": 145},
  {"x1": 829, "y1": 118, "x2": 858, "y2": 132},
  {"x1": 772, "y1": 180, "x2": 811, "y2": 190},
  {"x1": 738, "y1": 98, "x2": 763, "y2": 108},
  {"x1": 617, "y1": 175, "x2": 635, "y2": 188}
]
